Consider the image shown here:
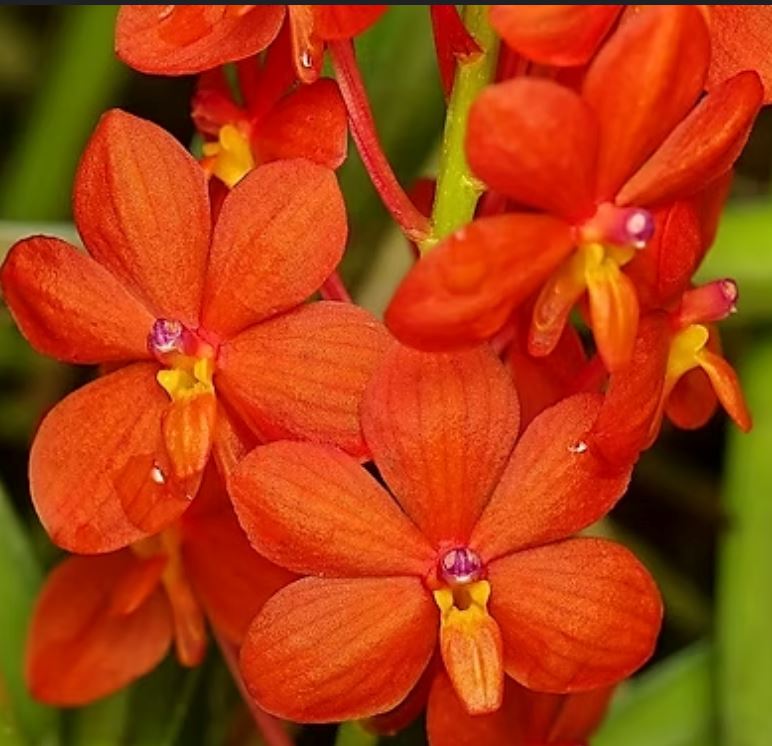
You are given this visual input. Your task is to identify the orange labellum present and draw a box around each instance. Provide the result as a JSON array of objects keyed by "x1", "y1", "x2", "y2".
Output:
[
  {"x1": 434, "y1": 580, "x2": 504, "y2": 716},
  {"x1": 162, "y1": 392, "x2": 218, "y2": 481}
]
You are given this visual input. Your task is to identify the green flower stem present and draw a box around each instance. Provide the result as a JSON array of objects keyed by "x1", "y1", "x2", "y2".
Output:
[
  {"x1": 0, "y1": 6, "x2": 127, "y2": 220},
  {"x1": 333, "y1": 721, "x2": 378, "y2": 746},
  {"x1": 419, "y1": 5, "x2": 499, "y2": 254},
  {"x1": 716, "y1": 335, "x2": 772, "y2": 746}
]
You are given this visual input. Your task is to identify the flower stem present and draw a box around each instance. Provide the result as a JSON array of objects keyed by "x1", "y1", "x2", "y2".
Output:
[
  {"x1": 334, "y1": 721, "x2": 378, "y2": 746},
  {"x1": 320, "y1": 271, "x2": 353, "y2": 303},
  {"x1": 419, "y1": 5, "x2": 499, "y2": 254},
  {"x1": 329, "y1": 39, "x2": 431, "y2": 242},
  {"x1": 213, "y1": 628, "x2": 294, "y2": 746}
]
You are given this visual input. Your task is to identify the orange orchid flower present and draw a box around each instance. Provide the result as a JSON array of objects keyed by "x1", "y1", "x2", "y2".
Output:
[
  {"x1": 587, "y1": 186, "x2": 751, "y2": 465},
  {"x1": 193, "y1": 24, "x2": 347, "y2": 192},
  {"x1": 0, "y1": 109, "x2": 388, "y2": 555},
  {"x1": 590, "y1": 282, "x2": 750, "y2": 467},
  {"x1": 228, "y1": 344, "x2": 662, "y2": 722},
  {"x1": 491, "y1": 5, "x2": 772, "y2": 104},
  {"x1": 386, "y1": 6, "x2": 762, "y2": 372},
  {"x1": 116, "y1": 5, "x2": 386, "y2": 83},
  {"x1": 25, "y1": 471, "x2": 293, "y2": 705}
]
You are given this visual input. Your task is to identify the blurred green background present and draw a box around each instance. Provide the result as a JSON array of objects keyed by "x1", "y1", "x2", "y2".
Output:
[{"x1": 1, "y1": 5, "x2": 772, "y2": 746}]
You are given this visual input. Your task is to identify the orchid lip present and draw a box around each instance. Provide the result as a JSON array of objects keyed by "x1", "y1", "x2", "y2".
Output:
[{"x1": 439, "y1": 547, "x2": 484, "y2": 585}]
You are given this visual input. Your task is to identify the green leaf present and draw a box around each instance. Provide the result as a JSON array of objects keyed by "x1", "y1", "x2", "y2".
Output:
[
  {"x1": 334, "y1": 721, "x2": 378, "y2": 746},
  {"x1": 67, "y1": 691, "x2": 129, "y2": 746},
  {"x1": 716, "y1": 335, "x2": 772, "y2": 746},
  {"x1": 0, "y1": 222, "x2": 79, "y2": 257},
  {"x1": 124, "y1": 659, "x2": 202, "y2": 746},
  {"x1": 0, "y1": 482, "x2": 59, "y2": 746},
  {"x1": 593, "y1": 643, "x2": 713, "y2": 746},
  {"x1": 698, "y1": 200, "x2": 772, "y2": 322},
  {"x1": 0, "y1": 6, "x2": 128, "y2": 220}
]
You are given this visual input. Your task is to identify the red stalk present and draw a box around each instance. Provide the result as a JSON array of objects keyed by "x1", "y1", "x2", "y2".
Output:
[
  {"x1": 430, "y1": 5, "x2": 482, "y2": 98},
  {"x1": 320, "y1": 271, "x2": 353, "y2": 303},
  {"x1": 329, "y1": 39, "x2": 430, "y2": 241}
]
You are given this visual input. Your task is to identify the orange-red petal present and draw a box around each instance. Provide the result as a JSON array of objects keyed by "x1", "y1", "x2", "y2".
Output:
[
  {"x1": 589, "y1": 313, "x2": 670, "y2": 466},
  {"x1": 471, "y1": 394, "x2": 631, "y2": 562},
  {"x1": 617, "y1": 71, "x2": 763, "y2": 208},
  {"x1": 665, "y1": 367, "x2": 718, "y2": 430},
  {"x1": 507, "y1": 313, "x2": 587, "y2": 430},
  {"x1": 312, "y1": 5, "x2": 387, "y2": 40},
  {"x1": 74, "y1": 110, "x2": 211, "y2": 325},
  {"x1": 586, "y1": 261, "x2": 640, "y2": 372},
  {"x1": 367, "y1": 664, "x2": 435, "y2": 736},
  {"x1": 467, "y1": 79, "x2": 597, "y2": 220},
  {"x1": 116, "y1": 5, "x2": 285, "y2": 75},
  {"x1": 707, "y1": 5, "x2": 772, "y2": 104},
  {"x1": 540, "y1": 686, "x2": 615, "y2": 743},
  {"x1": 427, "y1": 673, "x2": 522, "y2": 746},
  {"x1": 26, "y1": 552, "x2": 172, "y2": 705},
  {"x1": 255, "y1": 79, "x2": 348, "y2": 169},
  {"x1": 288, "y1": 6, "x2": 326, "y2": 84},
  {"x1": 698, "y1": 347, "x2": 752, "y2": 432},
  {"x1": 584, "y1": 5, "x2": 710, "y2": 200},
  {"x1": 0, "y1": 236, "x2": 153, "y2": 364},
  {"x1": 363, "y1": 344, "x2": 519, "y2": 546},
  {"x1": 624, "y1": 202, "x2": 704, "y2": 310},
  {"x1": 489, "y1": 538, "x2": 662, "y2": 692},
  {"x1": 201, "y1": 159, "x2": 346, "y2": 337},
  {"x1": 229, "y1": 441, "x2": 434, "y2": 578},
  {"x1": 241, "y1": 576, "x2": 437, "y2": 721},
  {"x1": 29, "y1": 363, "x2": 185, "y2": 553},
  {"x1": 211, "y1": 403, "x2": 258, "y2": 480},
  {"x1": 182, "y1": 487, "x2": 295, "y2": 645},
  {"x1": 490, "y1": 5, "x2": 621, "y2": 67},
  {"x1": 427, "y1": 673, "x2": 613, "y2": 746},
  {"x1": 386, "y1": 215, "x2": 574, "y2": 351},
  {"x1": 217, "y1": 302, "x2": 388, "y2": 457}
]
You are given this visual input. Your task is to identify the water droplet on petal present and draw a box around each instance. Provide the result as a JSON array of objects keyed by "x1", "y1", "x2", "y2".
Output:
[
  {"x1": 569, "y1": 440, "x2": 588, "y2": 454},
  {"x1": 150, "y1": 464, "x2": 166, "y2": 485},
  {"x1": 115, "y1": 454, "x2": 192, "y2": 534},
  {"x1": 300, "y1": 50, "x2": 313, "y2": 69},
  {"x1": 158, "y1": 5, "x2": 174, "y2": 20}
]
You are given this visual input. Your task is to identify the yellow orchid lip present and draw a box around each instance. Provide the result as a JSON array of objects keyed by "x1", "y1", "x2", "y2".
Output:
[
  {"x1": 157, "y1": 357, "x2": 214, "y2": 403},
  {"x1": 202, "y1": 123, "x2": 255, "y2": 189},
  {"x1": 666, "y1": 324, "x2": 710, "y2": 385},
  {"x1": 433, "y1": 579, "x2": 505, "y2": 716}
]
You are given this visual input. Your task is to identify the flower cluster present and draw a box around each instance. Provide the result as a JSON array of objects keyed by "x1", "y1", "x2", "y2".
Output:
[{"x1": 2, "y1": 5, "x2": 769, "y2": 746}]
